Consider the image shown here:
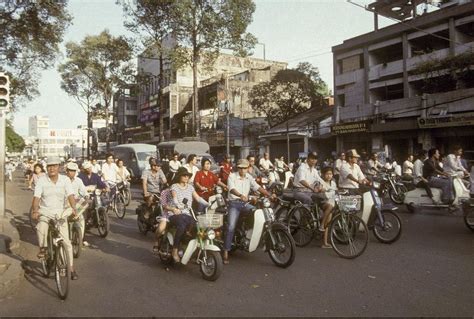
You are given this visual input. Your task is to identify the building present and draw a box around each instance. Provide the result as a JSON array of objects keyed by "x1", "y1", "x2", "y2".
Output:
[
  {"x1": 28, "y1": 115, "x2": 49, "y2": 137},
  {"x1": 332, "y1": 0, "x2": 474, "y2": 161},
  {"x1": 113, "y1": 86, "x2": 138, "y2": 144}
]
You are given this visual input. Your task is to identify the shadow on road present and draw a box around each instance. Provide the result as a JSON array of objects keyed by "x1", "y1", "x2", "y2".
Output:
[{"x1": 22, "y1": 259, "x2": 58, "y2": 299}]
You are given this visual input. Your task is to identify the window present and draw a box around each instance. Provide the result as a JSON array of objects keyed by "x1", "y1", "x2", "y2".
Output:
[{"x1": 338, "y1": 54, "x2": 364, "y2": 74}]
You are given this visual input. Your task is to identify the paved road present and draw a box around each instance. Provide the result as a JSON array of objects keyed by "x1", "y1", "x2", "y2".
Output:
[{"x1": 1, "y1": 175, "x2": 473, "y2": 317}]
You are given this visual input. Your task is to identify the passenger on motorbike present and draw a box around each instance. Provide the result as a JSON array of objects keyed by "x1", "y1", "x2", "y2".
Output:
[
  {"x1": 223, "y1": 159, "x2": 274, "y2": 264},
  {"x1": 219, "y1": 154, "x2": 233, "y2": 185},
  {"x1": 116, "y1": 159, "x2": 131, "y2": 184},
  {"x1": 167, "y1": 152, "x2": 182, "y2": 181},
  {"x1": 274, "y1": 156, "x2": 289, "y2": 181},
  {"x1": 28, "y1": 163, "x2": 45, "y2": 191},
  {"x1": 338, "y1": 149, "x2": 370, "y2": 193},
  {"x1": 247, "y1": 155, "x2": 263, "y2": 179},
  {"x1": 402, "y1": 154, "x2": 414, "y2": 181},
  {"x1": 142, "y1": 158, "x2": 167, "y2": 218},
  {"x1": 169, "y1": 167, "x2": 208, "y2": 263},
  {"x1": 423, "y1": 148, "x2": 453, "y2": 204},
  {"x1": 413, "y1": 150, "x2": 434, "y2": 200},
  {"x1": 444, "y1": 145, "x2": 469, "y2": 178},
  {"x1": 334, "y1": 152, "x2": 346, "y2": 186},
  {"x1": 194, "y1": 158, "x2": 227, "y2": 212}
]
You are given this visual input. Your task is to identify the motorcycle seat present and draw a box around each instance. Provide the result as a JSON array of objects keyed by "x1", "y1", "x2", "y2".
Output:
[
  {"x1": 215, "y1": 207, "x2": 227, "y2": 214},
  {"x1": 282, "y1": 191, "x2": 296, "y2": 202}
]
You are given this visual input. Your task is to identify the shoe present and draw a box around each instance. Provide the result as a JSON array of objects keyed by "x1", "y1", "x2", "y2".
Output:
[
  {"x1": 37, "y1": 248, "x2": 47, "y2": 259},
  {"x1": 71, "y1": 271, "x2": 79, "y2": 280},
  {"x1": 321, "y1": 244, "x2": 332, "y2": 249},
  {"x1": 82, "y1": 241, "x2": 90, "y2": 247}
]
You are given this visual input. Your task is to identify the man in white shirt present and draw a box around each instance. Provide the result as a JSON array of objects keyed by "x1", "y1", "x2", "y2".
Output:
[
  {"x1": 367, "y1": 153, "x2": 383, "y2": 176},
  {"x1": 101, "y1": 153, "x2": 119, "y2": 184},
  {"x1": 444, "y1": 145, "x2": 469, "y2": 177},
  {"x1": 31, "y1": 157, "x2": 79, "y2": 280},
  {"x1": 339, "y1": 149, "x2": 369, "y2": 191},
  {"x1": 224, "y1": 159, "x2": 273, "y2": 264},
  {"x1": 402, "y1": 154, "x2": 414, "y2": 180},
  {"x1": 91, "y1": 158, "x2": 101, "y2": 175},
  {"x1": 293, "y1": 152, "x2": 324, "y2": 205},
  {"x1": 259, "y1": 152, "x2": 274, "y2": 172}
]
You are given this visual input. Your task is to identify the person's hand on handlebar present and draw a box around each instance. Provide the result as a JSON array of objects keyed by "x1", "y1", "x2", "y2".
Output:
[{"x1": 32, "y1": 210, "x2": 40, "y2": 221}]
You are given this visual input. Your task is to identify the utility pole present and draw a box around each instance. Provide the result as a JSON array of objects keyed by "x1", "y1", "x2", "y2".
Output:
[
  {"x1": 0, "y1": 110, "x2": 6, "y2": 217},
  {"x1": 226, "y1": 73, "x2": 230, "y2": 157}
]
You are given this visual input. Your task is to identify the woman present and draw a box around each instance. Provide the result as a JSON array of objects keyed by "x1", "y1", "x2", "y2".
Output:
[
  {"x1": 116, "y1": 159, "x2": 131, "y2": 183},
  {"x1": 319, "y1": 167, "x2": 337, "y2": 249},
  {"x1": 183, "y1": 154, "x2": 199, "y2": 183},
  {"x1": 28, "y1": 163, "x2": 45, "y2": 191},
  {"x1": 169, "y1": 167, "x2": 208, "y2": 262},
  {"x1": 194, "y1": 158, "x2": 227, "y2": 212}
]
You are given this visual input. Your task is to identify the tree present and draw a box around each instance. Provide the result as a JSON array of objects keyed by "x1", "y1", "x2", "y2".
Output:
[
  {"x1": 170, "y1": 0, "x2": 257, "y2": 137},
  {"x1": 6, "y1": 121, "x2": 25, "y2": 153},
  {"x1": 0, "y1": 1, "x2": 71, "y2": 109},
  {"x1": 120, "y1": 0, "x2": 173, "y2": 142},
  {"x1": 58, "y1": 30, "x2": 134, "y2": 151}
]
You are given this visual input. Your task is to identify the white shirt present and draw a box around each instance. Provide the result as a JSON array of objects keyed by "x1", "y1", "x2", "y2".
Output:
[
  {"x1": 184, "y1": 163, "x2": 199, "y2": 183},
  {"x1": 413, "y1": 159, "x2": 424, "y2": 184},
  {"x1": 259, "y1": 158, "x2": 273, "y2": 171},
  {"x1": 367, "y1": 159, "x2": 382, "y2": 175},
  {"x1": 69, "y1": 176, "x2": 88, "y2": 199},
  {"x1": 293, "y1": 163, "x2": 323, "y2": 189},
  {"x1": 320, "y1": 179, "x2": 337, "y2": 206},
  {"x1": 92, "y1": 163, "x2": 101, "y2": 175},
  {"x1": 227, "y1": 172, "x2": 260, "y2": 201},
  {"x1": 169, "y1": 160, "x2": 181, "y2": 172},
  {"x1": 339, "y1": 162, "x2": 366, "y2": 189},
  {"x1": 402, "y1": 160, "x2": 414, "y2": 175},
  {"x1": 34, "y1": 175, "x2": 74, "y2": 217},
  {"x1": 334, "y1": 159, "x2": 346, "y2": 174},
  {"x1": 116, "y1": 166, "x2": 131, "y2": 183},
  {"x1": 101, "y1": 162, "x2": 119, "y2": 183},
  {"x1": 444, "y1": 154, "x2": 467, "y2": 174}
]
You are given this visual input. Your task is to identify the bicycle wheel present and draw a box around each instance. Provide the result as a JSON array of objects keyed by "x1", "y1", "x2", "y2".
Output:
[
  {"x1": 97, "y1": 207, "x2": 109, "y2": 238},
  {"x1": 329, "y1": 213, "x2": 368, "y2": 259},
  {"x1": 54, "y1": 241, "x2": 70, "y2": 300},
  {"x1": 287, "y1": 206, "x2": 315, "y2": 247},
  {"x1": 71, "y1": 225, "x2": 82, "y2": 258},
  {"x1": 373, "y1": 211, "x2": 402, "y2": 244},
  {"x1": 114, "y1": 193, "x2": 127, "y2": 219},
  {"x1": 123, "y1": 188, "x2": 131, "y2": 206}
]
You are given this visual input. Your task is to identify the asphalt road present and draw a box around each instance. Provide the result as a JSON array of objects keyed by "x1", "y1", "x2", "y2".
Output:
[{"x1": 1, "y1": 174, "x2": 473, "y2": 317}]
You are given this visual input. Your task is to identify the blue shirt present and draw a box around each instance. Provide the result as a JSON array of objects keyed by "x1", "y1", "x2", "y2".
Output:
[{"x1": 78, "y1": 172, "x2": 107, "y2": 189}]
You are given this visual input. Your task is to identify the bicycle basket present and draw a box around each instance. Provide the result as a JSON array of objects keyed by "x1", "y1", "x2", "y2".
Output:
[
  {"x1": 338, "y1": 195, "x2": 362, "y2": 212},
  {"x1": 197, "y1": 213, "x2": 223, "y2": 228}
]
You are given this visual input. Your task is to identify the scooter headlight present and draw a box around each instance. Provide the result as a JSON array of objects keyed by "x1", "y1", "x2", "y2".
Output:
[
  {"x1": 263, "y1": 198, "x2": 271, "y2": 208},
  {"x1": 207, "y1": 229, "x2": 216, "y2": 240},
  {"x1": 372, "y1": 181, "x2": 381, "y2": 189}
]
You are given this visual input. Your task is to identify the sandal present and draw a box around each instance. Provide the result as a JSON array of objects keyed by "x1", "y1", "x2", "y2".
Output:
[
  {"x1": 222, "y1": 252, "x2": 229, "y2": 265},
  {"x1": 321, "y1": 244, "x2": 332, "y2": 249},
  {"x1": 152, "y1": 245, "x2": 160, "y2": 254},
  {"x1": 37, "y1": 248, "x2": 47, "y2": 259}
]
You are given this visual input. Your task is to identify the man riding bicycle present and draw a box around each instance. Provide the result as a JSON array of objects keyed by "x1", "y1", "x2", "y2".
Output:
[
  {"x1": 65, "y1": 162, "x2": 89, "y2": 248},
  {"x1": 30, "y1": 157, "x2": 79, "y2": 280}
]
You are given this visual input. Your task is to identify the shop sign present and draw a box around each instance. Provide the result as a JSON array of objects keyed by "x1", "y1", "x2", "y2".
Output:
[
  {"x1": 331, "y1": 121, "x2": 368, "y2": 135},
  {"x1": 139, "y1": 107, "x2": 160, "y2": 123},
  {"x1": 417, "y1": 113, "x2": 474, "y2": 129}
]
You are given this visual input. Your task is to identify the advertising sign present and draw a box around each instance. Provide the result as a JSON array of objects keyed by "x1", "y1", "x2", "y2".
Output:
[
  {"x1": 417, "y1": 113, "x2": 474, "y2": 129},
  {"x1": 331, "y1": 121, "x2": 369, "y2": 135}
]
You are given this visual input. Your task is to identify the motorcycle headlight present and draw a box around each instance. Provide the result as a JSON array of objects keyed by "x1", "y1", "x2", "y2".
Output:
[
  {"x1": 216, "y1": 186, "x2": 223, "y2": 194},
  {"x1": 207, "y1": 229, "x2": 216, "y2": 240},
  {"x1": 95, "y1": 189, "x2": 102, "y2": 195},
  {"x1": 372, "y1": 181, "x2": 381, "y2": 189},
  {"x1": 263, "y1": 198, "x2": 271, "y2": 208}
]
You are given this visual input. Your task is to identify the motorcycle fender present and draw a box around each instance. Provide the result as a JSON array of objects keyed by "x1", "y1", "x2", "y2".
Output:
[
  {"x1": 360, "y1": 191, "x2": 373, "y2": 225},
  {"x1": 249, "y1": 209, "x2": 265, "y2": 253},
  {"x1": 202, "y1": 242, "x2": 220, "y2": 252},
  {"x1": 181, "y1": 239, "x2": 198, "y2": 265},
  {"x1": 166, "y1": 232, "x2": 174, "y2": 247}
]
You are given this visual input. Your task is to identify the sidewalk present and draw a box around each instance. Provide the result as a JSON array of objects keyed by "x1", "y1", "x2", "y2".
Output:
[{"x1": 0, "y1": 171, "x2": 26, "y2": 299}]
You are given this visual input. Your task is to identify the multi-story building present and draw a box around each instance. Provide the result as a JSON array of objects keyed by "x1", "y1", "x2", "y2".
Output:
[
  {"x1": 332, "y1": 0, "x2": 474, "y2": 161},
  {"x1": 113, "y1": 86, "x2": 138, "y2": 144},
  {"x1": 28, "y1": 115, "x2": 49, "y2": 137},
  {"x1": 35, "y1": 128, "x2": 88, "y2": 159}
]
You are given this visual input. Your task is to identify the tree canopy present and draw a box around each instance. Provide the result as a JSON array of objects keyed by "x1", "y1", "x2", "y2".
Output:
[
  {"x1": 0, "y1": 0, "x2": 72, "y2": 109},
  {"x1": 249, "y1": 62, "x2": 329, "y2": 127},
  {"x1": 6, "y1": 121, "x2": 25, "y2": 153}
]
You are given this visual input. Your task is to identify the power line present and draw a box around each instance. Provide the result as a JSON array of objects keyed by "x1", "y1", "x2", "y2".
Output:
[{"x1": 287, "y1": 50, "x2": 333, "y2": 62}]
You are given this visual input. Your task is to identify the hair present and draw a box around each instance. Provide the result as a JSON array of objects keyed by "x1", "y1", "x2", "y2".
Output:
[
  {"x1": 105, "y1": 153, "x2": 114, "y2": 159},
  {"x1": 246, "y1": 154, "x2": 255, "y2": 161},
  {"x1": 428, "y1": 148, "x2": 438, "y2": 158},
  {"x1": 187, "y1": 154, "x2": 197, "y2": 163},
  {"x1": 417, "y1": 149, "x2": 427, "y2": 159},
  {"x1": 201, "y1": 158, "x2": 211, "y2": 169},
  {"x1": 116, "y1": 158, "x2": 124, "y2": 165},
  {"x1": 406, "y1": 153, "x2": 413, "y2": 159},
  {"x1": 321, "y1": 166, "x2": 333, "y2": 175},
  {"x1": 33, "y1": 163, "x2": 45, "y2": 173},
  {"x1": 307, "y1": 152, "x2": 318, "y2": 160},
  {"x1": 451, "y1": 145, "x2": 462, "y2": 153}
]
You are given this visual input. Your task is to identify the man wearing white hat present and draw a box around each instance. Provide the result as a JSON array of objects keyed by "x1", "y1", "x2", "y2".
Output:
[
  {"x1": 66, "y1": 162, "x2": 89, "y2": 248},
  {"x1": 31, "y1": 157, "x2": 79, "y2": 280}
]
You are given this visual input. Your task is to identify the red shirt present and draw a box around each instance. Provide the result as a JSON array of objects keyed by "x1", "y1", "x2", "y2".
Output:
[
  {"x1": 220, "y1": 162, "x2": 232, "y2": 184},
  {"x1": 194, "y1": 170, "x2": 219, "y2": 200}
]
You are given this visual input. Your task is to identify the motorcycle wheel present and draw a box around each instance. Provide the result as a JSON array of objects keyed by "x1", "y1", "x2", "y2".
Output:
[
  {"x1": 287, "y1": 206, "x2": 315, "y2": 247},
  {"x1": 389, "y1": 185, "x2": 407, "y2": 205},
  {"x1": 159, "y1": 236, "x2": 173, "y2": 265},
  {"x1": 97, "y1": 207, "x2": 109, "y2": 238},
  {"x1": 114, "y1": 193, "x2": 127, "y2": 219},
  {"x1": 329, "y1": 214, "x2": 368, "y2": 259},
  {"x1": 268, "y1": 228, "x2": 296, "y2": 268},
  {"x1": 200, "y1": 250, "x2": 223, "y2": 281},
  {"x1": 463, "y1": 207, "x2": 474, "y2": 232},
  {"x1": 137, "y1": 213, "x2": 148, "y2": 235},
  {"x1": 373, "y1": 211, "x2": 402, "y2": 244},
  {"x1": 71, "y1": 226, "x2": 82, "y2": 258}
]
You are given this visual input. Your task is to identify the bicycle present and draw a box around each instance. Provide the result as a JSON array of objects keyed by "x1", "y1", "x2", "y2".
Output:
[
  {"x1": 36, "y1": 213, "x2": 72, "y2": 300},
  {"x1": 105, "y1": 181, "x2": 127, "y2": 219},
  {"x1": 329, "y1": 191, "x2": 368, "y2": 259},
  {"x1": 119, "y1": 180, "x2": 132, "y2": 206}
]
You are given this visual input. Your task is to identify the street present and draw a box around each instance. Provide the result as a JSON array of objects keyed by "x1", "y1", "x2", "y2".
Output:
[{"x1": 1, "y1": 173, "x2": 473, "y2": 317}]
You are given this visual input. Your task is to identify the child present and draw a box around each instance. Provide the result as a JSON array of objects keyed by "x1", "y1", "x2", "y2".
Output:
[{"x1": 319, "y1": 166, "x2": 337, "y2": 249}]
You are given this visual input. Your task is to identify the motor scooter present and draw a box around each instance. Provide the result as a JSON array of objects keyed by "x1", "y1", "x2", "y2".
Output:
[
  {"x1": 136, "y1": 193, "x2": 161, "y2": 235},
  {"x1": 158, "y1": 198, "x2": 223, "y2": 281}
]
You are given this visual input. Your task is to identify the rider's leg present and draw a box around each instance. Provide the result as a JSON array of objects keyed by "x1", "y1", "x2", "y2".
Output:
[
  {"x1": 429, "y1": 177, "x2": 453, "y2": 204},
  {"x1": 417, "y1": 181, "x2": 434, "y2": 198},
  {"x1": 223, "y1": 201, "x2": 243, "y2": 262},
  {"x1": 153, "y1": 219, "x2": 168, "y2": 252},
  {"x1": 321, "y1": 203, "x2": 333, "y2": 247},
  {"x1": 169, "y1": 215, "x2": 188, "y2": 261},
  {"x1": 36, "y1": 218, "x2": 49, "y2": 257}
]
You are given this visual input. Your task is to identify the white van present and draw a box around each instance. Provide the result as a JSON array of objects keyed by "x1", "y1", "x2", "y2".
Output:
[{"x1": 113, "y1": 144, "x2": 158, "y2": 179}]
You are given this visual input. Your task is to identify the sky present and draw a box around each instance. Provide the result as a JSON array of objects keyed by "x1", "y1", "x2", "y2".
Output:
[{"x1": 12, "y1": 0, "x2": 395, "y2": 136}]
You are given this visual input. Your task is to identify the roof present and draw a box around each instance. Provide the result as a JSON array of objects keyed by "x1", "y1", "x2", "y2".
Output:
[{"x1": 264, "y1": 106, "x2": 333, "y2": 135}]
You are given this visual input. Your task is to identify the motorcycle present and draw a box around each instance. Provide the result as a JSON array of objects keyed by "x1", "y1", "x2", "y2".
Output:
[
  {"x1": 136, "y1": 193, "x2": 161, "y2": 235},
  {"x1": 403, "y1": 174, "x2": 474, "y2": 231},
  {"x1": 85, "y1": 187, "x2": 110, "y2": 238},
  {"x1": 376, "y1": 170, "x2": 410, "y2": 205},
  {"x1": 158, "y1": 198, "x2": 223, "y2": 281},
  {"x1": 216, "y1": 196, "x2": 296, "y2": 268}
]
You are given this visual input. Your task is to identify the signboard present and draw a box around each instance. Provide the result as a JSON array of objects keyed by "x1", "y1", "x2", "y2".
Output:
[
  {"x1": 139, "y1": 107, "x2": 160, "y2": 123},
  {"x1": 417, "y1": 113, "x2": 474, "y2": 129},
  {"x1": 331, "y1": 121, "x2": 368, "y2": 135}
]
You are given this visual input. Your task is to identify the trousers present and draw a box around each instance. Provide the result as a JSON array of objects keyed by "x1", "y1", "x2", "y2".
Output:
[
  {"x1": 224, "y1": 200, "x2": 255, "y2": 251},
  {"x1": 36, "y1": 215, "x2": 74, "y2": 267},
  {"x1": 169, "y1": 214, "x2": 195, "y2": 249},
  {"x1": 428, "y1": 176, "x2": 453, "y2": 203}
]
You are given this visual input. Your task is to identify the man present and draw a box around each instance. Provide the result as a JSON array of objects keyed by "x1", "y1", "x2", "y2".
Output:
[
  {"x1": 444, "y1": 145, "x2": 469, "y2": 178},
  {"x1": 247, "y1": 155, "x2": 263, "y2": 179},
  {"x1": 31, "y1": 157, "x2": 79, "y2": 280},
  {"x1": 423, "y1": 148, "x2": 453, "y2": 204},
  {"x1": 292, "y1": 151, "x2": 324, "y2": 205},
  {"x1": 224, "y1": 159, "x2": 273, "y2": 264},
  {"x1": 274, "y1": 156, "x2": 289, "y2": 181},
  {"x1": 402, "y1": 154, "x2": 414, "y2": 180},
  {"x1": 142, "y1": 158, "x2": 167, "y2": 215},
  {"x1": 367, "y1": 152, "x2": 383, "y2": 177},
  {"x1": 219, "y1": 154, "x2": 233, "y2": 185},
  {"x1": 5, "y1": 159, "x2": 14, "y2": 182},
  {"x1": 339, "y1": 149, "x2": 369, "y2": 192},
  {"x1": 334, "y1": 151, "x2": 346, "y2": 186},
  {"x1": 91, "y1": 158, "x2": 101, "y2": 175},
  {"x1": 101, "y1": 154, "x2": 118, "y2": 184},
  {"x1": 65, "y1": 162, "x2": 89, "y2": 247},
  {"x1": 413, "y1": 150, "x2": 434, "y2": 200},
  {"x1": 259, "y1": 152, "x2": 274, "y2": 173}
]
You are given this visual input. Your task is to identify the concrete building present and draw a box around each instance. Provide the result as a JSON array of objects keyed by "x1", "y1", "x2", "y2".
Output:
[
  {"x1": 28, "y1": 116, "x2": 49, "y2": 137},
  {"x1": 35, "y1": 128, "x2": 88, "y2": 159},
  {"x1": 113, "y1": 86, "x2": 138, "y2": 144},
  {"x1": 332, "y1": 0, "x2": 474, "y2": 161}
]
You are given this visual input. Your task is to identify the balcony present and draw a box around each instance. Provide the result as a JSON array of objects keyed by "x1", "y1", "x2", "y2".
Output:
[
  {"x1": 369, "y1": 59, "x2": 404, "y2": 82},
  {"x1": 335, "y1": 69, "x2": 365, "y2": 87}
]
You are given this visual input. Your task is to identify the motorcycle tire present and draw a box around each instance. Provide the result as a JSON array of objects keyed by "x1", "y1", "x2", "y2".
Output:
[
  {"x1": 159, "y1": 236, "x2": 173, "y2": 265},
  {"x1": 287, "y1": 206, "x2": 315, "y2": 247},
  {"x1": 329, "y1": 214, "x2": 368, "y2": 259},
  {"x1": 463, "y1": 207, "x2": 474, "y2": 232},
  {"x1": 97, "y1": 207, "x2": 109, "y2": 238},
  {"x1": 389, "y1": 186, "x2": 407, "y2": 205},
  {"x1": 55, "y1": 241, "x2": 70, "y2": 300},
  {"x1": 137, "y1": 214, "x2": 148, "y2": 235},
  {"x1": 114, "y1": 193, "x2": 127, "y2": 219},
  {"x1": 373, "y1": 211, "x2": 402, "y2": 244},
  {"x1": 268, "y1": 228, "x2": 296, "y2": 268},
  {"x1": 200, "y1": 250, "x2": 223, "y2": 281},
  {"x1": 71, "y1": 226, "x2": 82, "y2": 258}
]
